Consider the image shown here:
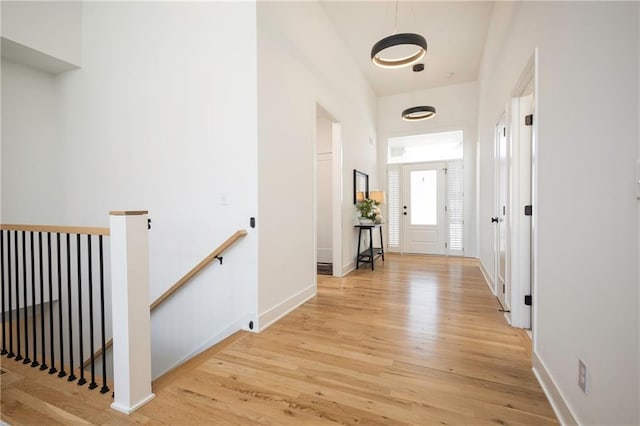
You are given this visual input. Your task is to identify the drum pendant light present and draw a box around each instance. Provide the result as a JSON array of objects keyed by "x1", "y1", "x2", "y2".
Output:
[
  {"x1": 402, "y1": 63, "x2": 436, "y2": 121},
  {"x1": 371, "y1": 1, "x2": 427, "y2": 69},
  {"x1": 402, "y1": 105, "x2": 436, "y2": 121}
]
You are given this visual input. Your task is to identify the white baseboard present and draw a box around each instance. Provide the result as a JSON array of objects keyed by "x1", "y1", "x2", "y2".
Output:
[
  {"x1": 111, "y1": 393, "x2": 155, "y2": 415},
  {"x1": 477, "y1": 259, "x2": 495, "y2": 295},
  {"x1": 532, "y1": 351, "x2": 579, "y2": 425},
  {"x1": 258, "y1": 284, "x2": 316, "y2": 331},
  {"x1": 340, "y1": 261, "x2": 355, "y2": 277}
]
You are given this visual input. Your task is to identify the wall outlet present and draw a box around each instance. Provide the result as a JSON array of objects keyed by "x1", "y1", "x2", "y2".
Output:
[{"x1": 578, "y1": 359, "x2": 587, "y2": 393}]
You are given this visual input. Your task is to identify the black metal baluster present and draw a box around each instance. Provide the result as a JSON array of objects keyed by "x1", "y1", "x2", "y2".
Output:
[
  {"x1": 30, "y1": 232, "x2": 38, "y2": 367},
  {"x1": 98, "y1": 235, "x2": 109, "y2": 394},
  {"x1": 7, "y1": 231, "x2": 13, "y2": 358},
  {"x1": 57, "y1": 233, "x2": 66, "y2": 378},
  {"x1": 67, "y1": 233, "x2": 76, "y2": 382},
  {"x1": 38, "y1": 232, "x2": 47, "y2": 370},
  {"x1": 15, "y1": 231, "x2": 22, "y2": 361},
  {"x1": 47, "y1": 233, "x2": 57, "y2": 374},
  {"x1": 22, "y1": 231, "x2": 30, "y2": 364},
  {"x1": 1, "y1": 230, "x2": 7, "y2": 356},
  {"x1": 76, "y1": 234, "x2": 86, "y2": 386},
  {"x1": 87, "y1": 235, "x2": 97, "y2": 389}
]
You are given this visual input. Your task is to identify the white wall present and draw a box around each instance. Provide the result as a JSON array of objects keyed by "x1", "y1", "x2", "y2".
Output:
[
  {"x1": 1, "y1": 1, "x2": 81, "y2": 70},
  {"x1": 257, "y1": 1, "x2": 377, "y2": 327},
  {"x1": 2, "y1": 2, "x2": 259, "y2": 379},
  {"x1": 477, "y1": 3, "x2": 639, "y2": 424},
  {"x1": 1, "y1": 59, "x2": 62, "y2": 224},
  {"x1": 378, "y1": 81, "x2": 478, "y2": 257}
]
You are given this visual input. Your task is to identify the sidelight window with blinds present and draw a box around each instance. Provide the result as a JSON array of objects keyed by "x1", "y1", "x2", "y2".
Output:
[{"x1": 446, "y1": 160, "x2": 464, "y2": 255}]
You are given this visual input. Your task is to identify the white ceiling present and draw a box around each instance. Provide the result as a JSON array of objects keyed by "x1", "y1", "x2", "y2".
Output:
[{"x1": 320, "y1": 1, "x2": 494, "y2": 97}]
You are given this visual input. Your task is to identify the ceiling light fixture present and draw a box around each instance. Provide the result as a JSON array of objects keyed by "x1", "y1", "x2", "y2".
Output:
[
  {"x1": 371, "y1": 1, "x2": 427, "y2": 69},
  {"x1": 402, "y1": 63, "x2": 436, "y2": 121}
]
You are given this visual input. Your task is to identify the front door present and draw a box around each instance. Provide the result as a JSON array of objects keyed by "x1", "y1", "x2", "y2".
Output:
[{"x1": 402, "y1": 162, "x2": 445, "y2": 254}]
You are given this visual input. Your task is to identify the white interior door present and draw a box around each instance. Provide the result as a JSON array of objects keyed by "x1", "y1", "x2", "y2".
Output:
[
  {"x1": 402, "y1": 162, "x2": 446, "y2": 254},
  {"x1": 495, "y1": 115, "x2": 510, "y2": 309}
]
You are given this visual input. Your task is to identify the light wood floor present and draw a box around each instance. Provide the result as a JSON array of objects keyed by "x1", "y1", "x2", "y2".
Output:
[{"x1": 1, "y1": 254, "x2": 557, "y2": 425}]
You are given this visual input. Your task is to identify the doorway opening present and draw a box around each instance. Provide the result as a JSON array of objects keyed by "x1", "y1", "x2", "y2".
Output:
[
  {"x1": 386, "y1": 130, "x2": 464, "y2": 256},
  {"x1": 315, "y1": 104, "x2": 343, "y2": 277}
]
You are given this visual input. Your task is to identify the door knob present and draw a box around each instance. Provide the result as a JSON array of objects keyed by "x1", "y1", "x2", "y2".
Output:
[
  {"x1": 491, "y1": 217, "x2": 499, "y2": 223},
  {"x1": 403, "y1": 212, "x2": 407, "y2": 216},
  {"x1": 403, "y1": 206, "x2": 407, "y2": 209}
]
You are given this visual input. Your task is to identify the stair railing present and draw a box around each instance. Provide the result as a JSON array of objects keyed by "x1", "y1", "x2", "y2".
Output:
[{"x1": 0, "y1": 223, "x2": 111, "y2": 393}]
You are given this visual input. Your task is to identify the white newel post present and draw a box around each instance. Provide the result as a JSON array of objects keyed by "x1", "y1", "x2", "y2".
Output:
[{"x1": 109, "y1": 210, "x2": 155, "y2": 414}]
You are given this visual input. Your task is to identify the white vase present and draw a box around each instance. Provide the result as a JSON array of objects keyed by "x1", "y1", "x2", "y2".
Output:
[{"x1": 358, "y1": 217, "x2": 373, "y2": 224}]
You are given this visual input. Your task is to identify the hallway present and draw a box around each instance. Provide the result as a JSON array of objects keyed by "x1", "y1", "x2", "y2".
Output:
[{"x1": 1, "y1": 254, "x2": 557, "y2": 424}]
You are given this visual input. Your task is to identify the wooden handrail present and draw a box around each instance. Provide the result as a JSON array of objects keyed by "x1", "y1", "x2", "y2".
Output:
[
  {"x1": 83, "y1": 229, "x2": 248, "y2": 368},
  {"x1": 150, "y1": 230, "x2": 247, "y2": 311},
  {"x1": 0, "y1": 223, "x2": 110, "y2": 236}
]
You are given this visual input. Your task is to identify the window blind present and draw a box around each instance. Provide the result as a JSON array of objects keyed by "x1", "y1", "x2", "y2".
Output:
[
  {"x1": 387, "y1": 166, "x2": 401, "y2": 250},
  {"x1": 446, "y1": 160, "x2": 464, "y2": 254}
]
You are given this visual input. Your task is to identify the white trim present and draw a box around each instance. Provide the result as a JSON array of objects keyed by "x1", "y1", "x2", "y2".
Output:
[
  {"x1": 317, "y1": 152, "x2": 332, "y2": 161},
  {"x1": 532, "y1": 352, "x2": 579, "y2": 426},
  {"x1": 258, "y1": 284, "x2": 316, "y2": 331},
  {"x1": 477, "y1": 258, "x2": 495, "y2": 295},
  {"x1": 531, "y1": 48, "x2": 540, "y2": 352},
  {"x1": 111, "y1": 393, "x2": 155, "y2": 415},
  {"x1": 341, "y1": 261, "x2": 355, "y2": 277},
  {"x1": 331, "y1": 121, "x2": 343, "y2": 278}
]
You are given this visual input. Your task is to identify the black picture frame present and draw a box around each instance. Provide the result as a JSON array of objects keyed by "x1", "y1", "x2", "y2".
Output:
[{"x1": 353, "y1": 169, "x2": 369, "y2": 204}]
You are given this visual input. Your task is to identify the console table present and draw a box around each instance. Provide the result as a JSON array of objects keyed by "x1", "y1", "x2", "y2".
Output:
[{"x1": 355, "y1": 224, "x2": 384, "y2": 270}]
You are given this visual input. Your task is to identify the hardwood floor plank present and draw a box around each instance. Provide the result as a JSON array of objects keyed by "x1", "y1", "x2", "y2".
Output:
[{"x1": 1, "y1": 254, "x2": 557, "y2": 424}]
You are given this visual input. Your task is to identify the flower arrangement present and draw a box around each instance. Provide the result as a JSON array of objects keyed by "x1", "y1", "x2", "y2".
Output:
[{"x1": 356, "y1": 198, "x2": 381, "y2": 223}]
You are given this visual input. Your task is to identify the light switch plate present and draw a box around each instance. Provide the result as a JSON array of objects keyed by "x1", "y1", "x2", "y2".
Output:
[
  {"x1": 636, "y1": 159, "x2": 640, "y2": 200},
  {"x1": 578, "y1": 359, "x2": 587, "y2": 393}
]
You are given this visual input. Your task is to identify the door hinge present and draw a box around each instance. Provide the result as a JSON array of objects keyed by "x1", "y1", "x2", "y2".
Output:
[
  {"x1": 524, "y1": 205, "x2": 532, "y2": 216},
  {"x1": 525, "y1": 114, "x2": 533, "y2": 126},
  {"x1": 524, "y1": 295, "x2": 532, "y2": 306},
  {"x1": 445, "y1": 205, "x2": 448, "y2": 212},
  {"x1": 502, "y1": 284, "x2": 505, "y2": 293},
  {"x1": 503, "y1": 127, "x2": 506, "y2": 137},
  {"x1": 445, "y1": 242, "x2": 448, "y2": 249}
]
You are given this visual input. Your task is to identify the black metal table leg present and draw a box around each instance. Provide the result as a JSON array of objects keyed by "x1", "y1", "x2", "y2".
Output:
[
  {"x1": 379, "y1": 226, "x2": 384, "y2": 261},
  {"x1": 356, "y1": 227, "x2": 363, "y2": 269},
  {"x1": 369, "y1": 228, "x2": 374, "y2": 270}
]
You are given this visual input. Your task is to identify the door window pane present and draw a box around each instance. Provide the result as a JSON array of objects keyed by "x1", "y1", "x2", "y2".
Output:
[{"x1": 411, "y1": 170, "x2": 437, "y2": 225}]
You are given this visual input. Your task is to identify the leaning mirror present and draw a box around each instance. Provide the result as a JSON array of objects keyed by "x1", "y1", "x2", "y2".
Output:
[{"x1": 353, "y1": 169, "x2": 369, "y2": 204}]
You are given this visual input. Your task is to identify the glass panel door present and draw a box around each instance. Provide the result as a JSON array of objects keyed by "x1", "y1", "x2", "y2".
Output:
[{"x1": 410, "y1": 170, "x2": 437, "y2": 225}]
